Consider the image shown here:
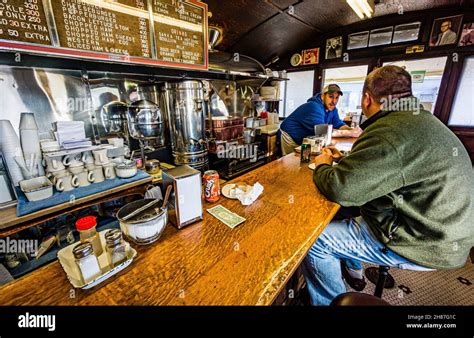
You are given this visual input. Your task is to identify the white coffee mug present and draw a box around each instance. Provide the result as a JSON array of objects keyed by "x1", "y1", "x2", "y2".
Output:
[
  {"x1": 93, "y1": 149, "x2": 109, "y2": 165},
  {"x1": 81, "y1": 151, "x2": 94, "y2": 164},
  {"x1": 56, "y1": 175, "x2": 79, "y2": 192},
  {"x1": 91, "y1": 165, "x2": 105, "y2": 183},
  {"x1": 103, "y1": 163, "x2": 116, "y2": 180},
  {"x1": 63, "y1": 154, "x2": 83, "y2": 168},
  {"x1": 44, "y1": 155, "x2": 65, "y2": 172},
  {"x1": 74, "y1": 170, "x2": 95, "y2": 187}
]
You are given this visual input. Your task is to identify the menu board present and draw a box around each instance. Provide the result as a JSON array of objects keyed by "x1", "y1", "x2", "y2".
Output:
[
  {"x1": 151, "y1": 0, "x2": 206, "y2": 66},
  {"x1": 0, "y1": 0, "x2": 208, "y2": 70},
  {"x1": 0, "y1": 0, "x2": 52, "y2": 45},
  {"x1": 51, "y1": 0, "x2": 151, "y2": 58}
]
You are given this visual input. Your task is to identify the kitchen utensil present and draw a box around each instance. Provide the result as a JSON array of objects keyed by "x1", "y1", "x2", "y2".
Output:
[
  {"x1": 92, "y1": 148, "x2": 110, "y2": 165},
  {"x1": 117, "y1": 199, "x2": 168, "y2": 245},
  {"x1": 19, "y1": 176, "x2": 53, "y2": 201},
  {"x1": 35, "y1": 236, "x2": 56, "y2": 260},
  {"x1": 161, "y1": 81, "x2": 208, "y2": 170},
  {"x1": 103, "y1": 162, "x2": 116, "y2": 179},
  {"x1": 90, "y1": 165, "x2": 105, "y2": 183},
  {"x1": 81, "y1": 151, "x2": 94, "y2": 164},
  {"x1": 44, "y1": 155, "x2": 65, "y2": 172},
  {"x1": 121, "y1": 198, "x2": 161, "y2": 221},
  {"x1": 55, "y1": 174, "x2": 79, "y2": 192},
  {"x1": 115, "y1": 160, "x2": 137, "y2": 178}
]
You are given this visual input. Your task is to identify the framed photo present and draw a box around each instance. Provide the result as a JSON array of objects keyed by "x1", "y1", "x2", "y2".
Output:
[
  {"x1": 369, "y1": 27, "x2": 393, "y2": 47},
  {"x1": 429, "y1": 15, "x2": 463, "y2": 47},
  {"x1": 393, "y1": 22, "x2": 421, "y2": 43},
  {"x1": 348, "y1": 31, "x2": 369, "y2": 50},
  {"x1": 458, "y1": 22, "x2": 474, "y2": 46},
  {"x1": 302, "y1": 48, "x2": 319, "y2": 65},
  {"x1": 325, "y1": 36, "x2": 342, "y2": 59}
]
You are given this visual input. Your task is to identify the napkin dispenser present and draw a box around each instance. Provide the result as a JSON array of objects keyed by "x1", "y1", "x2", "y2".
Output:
[{"x1": 162, "y1": 165, "x2": 203, "y2": 229}]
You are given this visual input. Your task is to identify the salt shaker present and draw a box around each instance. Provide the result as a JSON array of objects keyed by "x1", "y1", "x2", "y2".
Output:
[
  {"x1": 105, "y1": 229, "x2": 129, "y2": 267},
  {"x1": 72, "y1": 242, "x2": 102, "y2": 284}
]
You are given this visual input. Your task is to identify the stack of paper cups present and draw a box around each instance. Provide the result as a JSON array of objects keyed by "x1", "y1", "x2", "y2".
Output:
[
  {"x1": 19, "y1": 112, "x2": 44, "y2": 177},
  {"x1": 0, "y1": 120, "x2": 24, "y2": 186}
]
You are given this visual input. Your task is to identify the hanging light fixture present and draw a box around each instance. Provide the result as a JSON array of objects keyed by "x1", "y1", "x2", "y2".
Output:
[{"x1": 346, "y1": 0, "x2": 375, "y2": 19}]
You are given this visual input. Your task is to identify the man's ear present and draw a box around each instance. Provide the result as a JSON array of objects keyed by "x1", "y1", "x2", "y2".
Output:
[{"x1": 363, "y1": 92, "x2": 371, "y2": 108}]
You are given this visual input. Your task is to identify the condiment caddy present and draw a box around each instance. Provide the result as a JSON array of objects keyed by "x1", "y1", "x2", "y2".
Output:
[{"x1": 57, "y1": 230, "x2": 137, "y2": 289}]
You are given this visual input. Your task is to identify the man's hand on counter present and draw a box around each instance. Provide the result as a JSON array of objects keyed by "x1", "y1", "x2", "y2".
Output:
[{"x1": 313, "y1": 148, "x2": 334, "y2": 169}]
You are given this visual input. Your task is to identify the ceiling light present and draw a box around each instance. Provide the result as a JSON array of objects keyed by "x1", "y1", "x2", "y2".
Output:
[{"x1": 346, "y1": 0, "x2": 374, "y2": 19}]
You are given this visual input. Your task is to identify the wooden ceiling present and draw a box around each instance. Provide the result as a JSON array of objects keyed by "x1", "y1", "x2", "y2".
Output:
[{"x1": 204, "y1": 0, "x2": 465, "y2": 65}]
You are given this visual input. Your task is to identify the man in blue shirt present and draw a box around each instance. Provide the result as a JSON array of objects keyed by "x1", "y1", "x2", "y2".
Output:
[{"x1": 280, "y1": 84, "x2": 352, "y2": 155}]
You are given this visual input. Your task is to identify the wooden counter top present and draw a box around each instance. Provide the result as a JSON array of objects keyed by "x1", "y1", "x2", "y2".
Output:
[{"x1": 0, "y1": 152, "x2": 345, "y2": 306}]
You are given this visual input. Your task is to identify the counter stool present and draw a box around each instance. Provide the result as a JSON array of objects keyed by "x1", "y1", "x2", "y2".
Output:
[
  {"x1": 330, "y1": 265, "x2": 393, "y2": 306},
  {"x1": 365, "y1": 265, "x2": 395, "y2": 298}
]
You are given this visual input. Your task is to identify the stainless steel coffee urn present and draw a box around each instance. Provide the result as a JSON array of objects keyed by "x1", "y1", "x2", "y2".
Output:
[
  {"x1": 161, "y1": 81, "x2": 208, "y2": 170},
  {"x1": 126, "y1": 99, "x2": 165, "y2": 165}
]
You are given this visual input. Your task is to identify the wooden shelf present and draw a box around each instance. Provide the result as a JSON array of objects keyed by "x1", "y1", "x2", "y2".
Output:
[{"x1": 0, "y1": 176, "x2": 152, "y2": 237}]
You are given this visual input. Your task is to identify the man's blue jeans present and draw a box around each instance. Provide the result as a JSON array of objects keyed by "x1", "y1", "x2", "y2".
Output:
[{"x1": 302, "y1": 217, "x2": 434, "y2": 305}]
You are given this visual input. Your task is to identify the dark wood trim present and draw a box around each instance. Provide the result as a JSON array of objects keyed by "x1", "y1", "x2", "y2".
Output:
[
  {"x1": 437, "y1": 54, "x2": 466, "y2": 124},
  {"x1": 313, "y1": 66, "x2": 322, "y2": 95}
]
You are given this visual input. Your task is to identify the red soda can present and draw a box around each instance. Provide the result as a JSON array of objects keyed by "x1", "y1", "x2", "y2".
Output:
[{"x1": 203, "y1": 170, "x2": 220, "y2": 202}]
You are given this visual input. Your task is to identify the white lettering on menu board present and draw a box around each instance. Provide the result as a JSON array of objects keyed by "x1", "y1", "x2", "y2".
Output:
[
  {"x1": 0, "y1": 0, "x2": 51, "y2": 44},
  {"x1": 152, "y1": 0, "x2": 204, "y2": 65}
]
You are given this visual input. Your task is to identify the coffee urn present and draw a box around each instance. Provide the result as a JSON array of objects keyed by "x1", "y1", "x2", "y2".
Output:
[{"x1": 161, "y1": 81, "x2": 208, "y2": 170}]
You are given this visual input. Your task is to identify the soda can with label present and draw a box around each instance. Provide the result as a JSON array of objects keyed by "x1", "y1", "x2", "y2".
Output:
[
  {"x1": 203, "y1": 170, "x2": 220, "y2": 202},
  {"x1": 301, "y1": 143, "x2": 311, "y2": 163}
]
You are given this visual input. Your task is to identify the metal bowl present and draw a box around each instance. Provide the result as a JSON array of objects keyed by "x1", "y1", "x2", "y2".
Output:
[{"x1": 116, "y1": 199, "x2": 168, "y2": 245}]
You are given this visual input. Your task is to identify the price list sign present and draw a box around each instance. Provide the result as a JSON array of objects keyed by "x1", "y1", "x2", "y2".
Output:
[
  {"x1": 51, "y1": 0, "x2": 151, "y2": 58},
  {"x1": 151, "y1": 0, "x2": 207, "y2": 68},
  {"x1": 0, "y1": 0, "x2": 51, "y2": 45}
]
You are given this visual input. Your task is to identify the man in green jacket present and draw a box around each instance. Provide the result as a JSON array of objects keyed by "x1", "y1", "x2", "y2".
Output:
[{"x1": 303, "y1": 65, "x2": 474, "y2": 305}]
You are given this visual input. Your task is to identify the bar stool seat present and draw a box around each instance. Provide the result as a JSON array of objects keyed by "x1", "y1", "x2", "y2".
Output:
[{"x1": 331, "y1": 292, "x2": 390, "y2": 306}]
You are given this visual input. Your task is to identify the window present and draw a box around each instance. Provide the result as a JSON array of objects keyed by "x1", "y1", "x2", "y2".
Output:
[
  {"x1": 322, "y1": 64, "x2": 369, "y2": 119},
  {"x1": 383, "y1": 57, "x2": 447, "y2": 114},
  {"x1": 282, "y1": 70, "x2": 314, "y2": 117},
  {"x1": 449, "y1": 56, "x2": 474, "y2": 127}
]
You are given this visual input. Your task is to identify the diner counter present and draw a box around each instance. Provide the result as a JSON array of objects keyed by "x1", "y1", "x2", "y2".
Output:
[{"x1": 0, "y1": 139, "x2": 355, "y2": 305}]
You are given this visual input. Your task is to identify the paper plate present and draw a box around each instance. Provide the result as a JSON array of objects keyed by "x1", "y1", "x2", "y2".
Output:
[{"x1": 221, "y1": 183, "x2": 252, "y2": 199}]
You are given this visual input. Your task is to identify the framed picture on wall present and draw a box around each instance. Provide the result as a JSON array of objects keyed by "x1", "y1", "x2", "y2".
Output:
[
  {"x1": 347, "y1": 31, "x2": 369, "y2": 50},
  {"x1": 458, "y1": 22, "x2": 474, "y2": 46},
  {"x1": 325, "y1": 36, "x2": 342, "y2": 59},
  {"x1": 393, "y1": 22, "x2": 421, "y2": 43},
  {"x1": 369, "y1": 26, "x2": 393, "y2": 47},
  {"x1": 302, "y1": 48, "x2": 319, "y2": 65},
  {"x1": 429, "y1": 15, "x2": 463, "y2": 47}
]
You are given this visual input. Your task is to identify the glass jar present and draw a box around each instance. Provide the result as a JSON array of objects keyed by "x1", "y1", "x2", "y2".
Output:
[
  {"x1": 105, "y1": 229, "x2": 129, "y2": 267},
  {"x1": 75, "y1": 216, "x2": 103, "y2": 256},
  {"x1": 72, "y1": 242, "x2": 102, "y2": 284}
]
